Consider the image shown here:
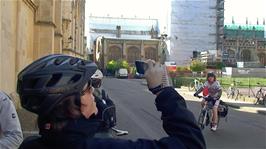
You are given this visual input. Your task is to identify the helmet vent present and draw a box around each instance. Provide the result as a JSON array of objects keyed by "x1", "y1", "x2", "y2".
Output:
[
  {"x1": 54, "y1": 57, "x2": 66, "y2": 65},
  {"x1": 39, "y1": 63, "x2": 48, "y2": 69},
  {"x1": 69, "y1": 74, "x2": 81, "y2": 84},
  {"x1": 69, "y1": 58, "x2": 79, "y2": 65},
  {"x1": 47, "y1": 73, "x2": 62, "y2": 87},
  {"x1": 26, "y1": 78, "x2": 39, "y2": 88}
]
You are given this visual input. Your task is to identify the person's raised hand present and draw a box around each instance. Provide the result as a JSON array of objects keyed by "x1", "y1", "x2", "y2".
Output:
[{"x1": 144, "y1": 60, "x2": 163, "y2": 89}]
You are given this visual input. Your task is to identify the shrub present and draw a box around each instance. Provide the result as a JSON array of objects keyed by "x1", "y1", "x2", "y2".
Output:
[
  {"x1": 106, "y1": 60, "x2": 119, "y2": 74},
  {"x1": 190, "y1": 60, "x2": 206, "y2": 72},
  {"x1": 118, "y1": 60, "x2": 129, "y2": 69},
  {"x1": 176, "y1": 66, "x2": 190, "y2": 71},
  {"x1": 106, "y1": 60, "x2": 130, "y2": 75}
]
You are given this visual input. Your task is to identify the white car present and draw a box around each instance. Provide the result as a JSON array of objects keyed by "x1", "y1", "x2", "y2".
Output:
[{"x1": 116, "y1": 68, "x2": 128, "y2": 78}]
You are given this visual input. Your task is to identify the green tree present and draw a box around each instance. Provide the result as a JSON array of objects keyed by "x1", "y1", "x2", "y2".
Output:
[
  {"x1": 190, "y1": 60, "x2": 206, "y2": 72},
  {"x1": 106, "y1": 60, "x2": 130, "y2": 75},
  {"x1": 106, "y1": 60, "x2": 119, "y2": 74},
  {"x1": 118, "y1": 60, "x2": 129, "y2": 69},
  {"x1": 215, "y1": 62, "x2": 225, "y2": 70},
  {"x1": 215, "y1": 61, "x2": 225, "y2": 77}
]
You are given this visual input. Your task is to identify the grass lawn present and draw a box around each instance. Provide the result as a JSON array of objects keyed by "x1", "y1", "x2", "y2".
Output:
[
  {"x1": 218, "y1": 77, "x2": 266, "y2": 88},
  {"x1": 171, "y1": 76, "x2": 266, "y2": 88}
]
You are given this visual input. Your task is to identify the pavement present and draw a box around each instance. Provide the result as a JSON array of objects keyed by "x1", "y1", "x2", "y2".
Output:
[
  {"x1": 175, "y1": 86, "x2": 266, "y2": 115},
  {"x1": 141, "y1": 80, "x2": 266, "y2": 115},
  {"x1": 106, "y1": 78, "x2": 266, "y2": 148}
]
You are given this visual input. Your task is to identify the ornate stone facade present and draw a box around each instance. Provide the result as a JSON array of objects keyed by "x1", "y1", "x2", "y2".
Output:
[
  {"x1": 0, "y1": 0, "x2": 86, "y2": 93},
  {"x1": 89, "y1": 16, "x2": 165, "y2": 69},
  {"x1": 222, "y1": 25, "x2": 266, "y2": 67},
  {"x1": 94, "y1": 37, "x2": 163, "y2": 69}
]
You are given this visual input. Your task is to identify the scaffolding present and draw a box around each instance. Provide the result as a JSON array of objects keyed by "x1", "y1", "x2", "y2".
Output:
[{"x1": 170, "y1": 0, "x2": 224, "y2": 65}]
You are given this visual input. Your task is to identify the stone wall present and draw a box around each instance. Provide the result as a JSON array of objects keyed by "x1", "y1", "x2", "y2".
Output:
[
  {"x1": 232, "y1": 68, "x2": 266, "y2": 78},
  {"x1": 224, "y1": 67, "x2": 266, "y2": 78},
  {"x1": 0, "y1": 0, "x2": 86, "y2": 94}
]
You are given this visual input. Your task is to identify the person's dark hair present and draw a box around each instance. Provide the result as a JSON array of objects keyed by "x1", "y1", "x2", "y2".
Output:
[
  {"x1": 38, "y1": 95, "x2": 82, "y2": 132},
  {"x1": 206, "y1": 72, "x2": 216, "y2": 81}
]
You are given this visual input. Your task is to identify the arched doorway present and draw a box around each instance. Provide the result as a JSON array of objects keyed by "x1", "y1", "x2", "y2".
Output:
[
  {"x1": 241, "y1": 50, "x2": 251, "y2": 62},
  {"x1": 108, "y1": 46, "x2": 122, "y2": 61},
  {"x1": 144, "y1": 47, "x2": 158, "y2": 61},
  {"x1": 228, "y1": 49, "x2": 236, "y2": 63},
  {"x1": 127, "y1": 46, "x2": 140, "y2": 64},
  {"x1": 258, "y1": 53, "x2": 266, "y2": 66}
]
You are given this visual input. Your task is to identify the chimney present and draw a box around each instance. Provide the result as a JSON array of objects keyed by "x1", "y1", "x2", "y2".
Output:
[
  {"x1": 116, "y1": 25, "x2": 121, "y2": 38},
  {"x1": 150, "y1": 26, "x2": 155, "y2": 39}
]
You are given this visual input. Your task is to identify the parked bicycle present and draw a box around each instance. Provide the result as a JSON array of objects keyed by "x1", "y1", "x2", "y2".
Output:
[
  {"x1": 197, "y1": 95, "x2": 228, "y2": 131},
  {"x1": 226, "y1": 80, "x2": 241, "y2": 100},
  {"x1": 254, "y1": 83, "x2": 266, "y2": 106},
  {"x1": 189, "y1": 78, "x2": 204, "y2": 92}
]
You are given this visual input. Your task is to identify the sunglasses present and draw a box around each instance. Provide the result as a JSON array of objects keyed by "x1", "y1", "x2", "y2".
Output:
[{"x1": 91, "y1": 78, "x2": 102, "y2": 88}]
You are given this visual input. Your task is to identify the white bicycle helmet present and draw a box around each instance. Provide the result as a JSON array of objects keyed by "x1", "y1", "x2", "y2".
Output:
[{"x1": 91, "y1": 69, "x2": 103, "y2": 88}]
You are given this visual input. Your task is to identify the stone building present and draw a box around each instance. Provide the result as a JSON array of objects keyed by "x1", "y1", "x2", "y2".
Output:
[
  {"x1": 0, "y1": 0, "x2": 86, "y2": 94},
  {"x1": 95, "y1": 37, "x2": 164, "y2": 70},
  {"x1": 222, "y1": 24, "x2": 266, "y2": 67},
  {"x1": 89, "y1": 16, "x2": 167, "y2": 69}
]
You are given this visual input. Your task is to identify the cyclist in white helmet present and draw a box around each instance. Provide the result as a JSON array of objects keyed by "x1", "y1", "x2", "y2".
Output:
[{"x1": 194, "y1": 72, "x2": 222, "y2": 131}]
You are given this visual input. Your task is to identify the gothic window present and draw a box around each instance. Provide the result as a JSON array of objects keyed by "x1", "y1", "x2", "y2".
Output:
[
  {"x1": 108, "y1": 46, "x2": 122, "y2": 61},
  {"x1": 144, "y1": 47, "x2": 158, "y2": 61},
  {"x1": 127, "y1": 46, "x2": 140, "y2": 64},
  {"x1": 258, "y1": 53, "x2": 266, "y2": 66},
  {"x1": 228, "y1": 49, "x2": 235, "y2": 58},
  {"x1": 241, "y1": 50, "x2": 251, "y2": 62}
]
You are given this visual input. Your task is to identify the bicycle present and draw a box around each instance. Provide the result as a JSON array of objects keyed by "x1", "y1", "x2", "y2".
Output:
[
  {"x1": 197, "y1": 95, "x2": 220, "y2": 130},
  {"x1": 226, "y1": 80, "x2": 240, "y2": 100},
  {"x1": 197, "y1": 95, "x2": 228, "y2": 131},
  {"x1": 254, "y1": 83, "x2": 266, "y2": 106},
  {"x1": 189, "y1": 78, "x2": 204, "y2": 92}
]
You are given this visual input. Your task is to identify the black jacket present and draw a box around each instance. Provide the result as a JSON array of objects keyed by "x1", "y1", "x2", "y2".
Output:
[{"x1": 20, "y1": 87, "x2": 206, "y2": 149}]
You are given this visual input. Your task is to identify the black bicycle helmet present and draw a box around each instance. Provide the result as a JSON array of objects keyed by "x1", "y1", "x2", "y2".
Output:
[
  {"x1": 207, "y1": 72, "x2": 216, "y2": 81},
  {"x1": 17, "y1": 54, "x2": 97, "y2": 117}
]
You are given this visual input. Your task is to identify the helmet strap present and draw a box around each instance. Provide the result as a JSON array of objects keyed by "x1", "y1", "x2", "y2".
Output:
[{"x1": 74, "y1": 93, "x2": 81, "y2": 107}]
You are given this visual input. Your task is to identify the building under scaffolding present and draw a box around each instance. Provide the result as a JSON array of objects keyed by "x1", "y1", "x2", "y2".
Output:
[{"x1": 170, "y1": 0, "x2": 224, "y2": 65}]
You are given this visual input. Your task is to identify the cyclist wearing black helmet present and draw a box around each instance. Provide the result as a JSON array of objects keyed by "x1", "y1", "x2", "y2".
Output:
[
  {"x1": 17, "y1": 54, "x2": 205, "y2": 149},
  {"x1": 194, "y1": 72, "x2": 222, "y2": 131}
]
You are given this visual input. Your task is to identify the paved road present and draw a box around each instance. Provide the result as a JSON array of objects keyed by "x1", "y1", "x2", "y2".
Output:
[{"x1": 103, "y1": 78, "x2": 266, "y2": 149}]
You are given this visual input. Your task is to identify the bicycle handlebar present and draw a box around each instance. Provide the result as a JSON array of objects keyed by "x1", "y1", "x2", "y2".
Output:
[{"x1": 196, "y1": 95, "x2": 203, "y2": 98}]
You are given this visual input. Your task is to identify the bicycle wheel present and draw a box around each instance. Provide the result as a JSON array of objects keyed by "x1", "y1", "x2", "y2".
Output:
[
  {"x1": 216, "y1": 115, "x2": 220, "y2": 128},
  {"x1": 196, "y1": 82, "x2": 204, "y2": 91},
  {"x1": 254, "y1": 91, "x2": 262, "y2": 105},
  {"x1": 198, "y1": 110, "x2": 205, "y2": 129},
  {"x1": 189, "y1": 82, "x2": 195, "y2": 92},
  {"x1": 233, "y1": 89, "x2": 239, "y2": 101},
  {"x1": 226, "y1": 87, "x2": 232, "y2": 98},
  {"x1": 263, "y1": 96, "x2": 266, "y2": 107}
]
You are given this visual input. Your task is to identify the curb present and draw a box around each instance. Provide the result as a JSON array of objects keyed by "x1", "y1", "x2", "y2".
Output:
[
  {"x1": 141, "y1": 81, "x2": 147, "y2": 85},
  {"x1": 224, "y1": 102, "x2": 240, "y2": 109},
  {"x1": 257, "y1": 110, "x2": 266, "y2": 115},
  {"x1": 175, "y1": 88, "x2": 266, "y2": 116}
]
